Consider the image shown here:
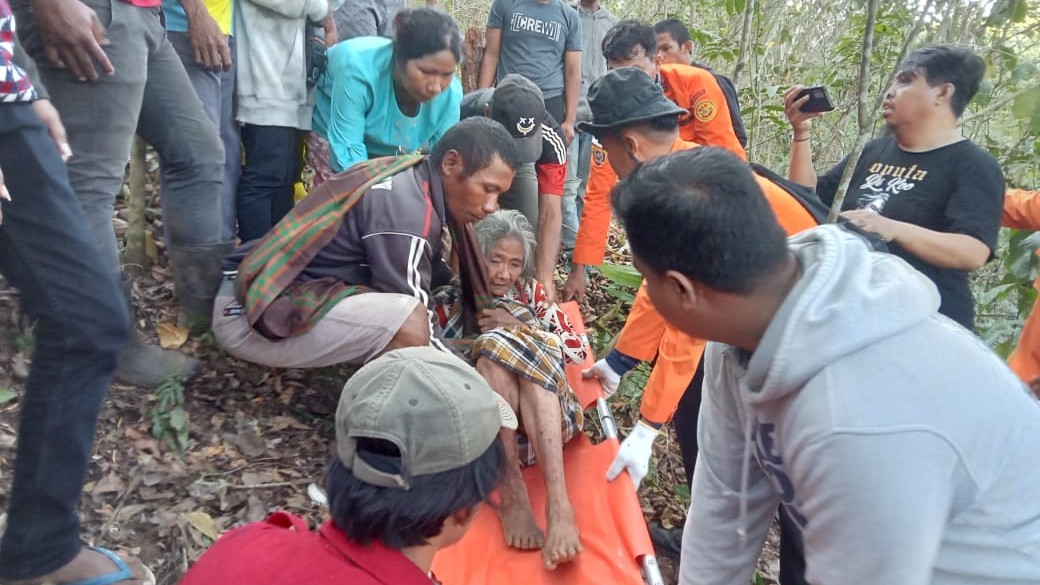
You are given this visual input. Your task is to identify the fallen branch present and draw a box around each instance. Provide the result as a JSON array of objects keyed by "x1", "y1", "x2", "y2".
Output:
[
  {"x1": 229, "y1": 479, "x2": 312, "y2": 490},
  {"x1": 123, "y1": 136, "x2": 149, "y2": 273},
  {"x1": 827, "y1": 0, "x2": 880, "y2": 222}
]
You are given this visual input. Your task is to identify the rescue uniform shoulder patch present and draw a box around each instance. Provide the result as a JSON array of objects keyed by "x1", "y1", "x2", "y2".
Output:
[{"x1": 693, "y1": 99, "x2": 718, "y2": 123}]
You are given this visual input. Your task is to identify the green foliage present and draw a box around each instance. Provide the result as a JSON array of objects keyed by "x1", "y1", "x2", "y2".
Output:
[
  {"x1": 751, "y1": 572, "x2": 773, "y2": 585},
  {"x1": 615, "y1": 362, "x2": 651, "y2": 409},
  {"x1": 588, "y1": 262, "x2": 643, "y2": 357},
  {"x1": 598, "y1": 262, "x2": 642, "y2": 303},
  {"x1": 150, "y1": 375, "x2": 190, "y2": 454},
  {"x1": 1012, "y1": 87, "x2": 1040, "y2": 134},
  {"x1": 3, "y1": 319, "x2": 34, "y2": 355},
  {"x1": 975, "y1": 228, "x2": 1039, "y2": 357},
  {"x1": 0, "y1": 388, "x2": 16, "y2": 405},
  {"x1": 987, "y1": 0, "x2": 1030, "y2": 26},
  {"x1": 673, "y1": 481, "x2": 691, "y2": 508}
]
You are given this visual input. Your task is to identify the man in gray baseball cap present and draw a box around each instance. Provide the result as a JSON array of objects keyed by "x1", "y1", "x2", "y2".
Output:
[
  {"x1": 461, "y1": 74, "x2": 569, "y2": 302},
  {"x1": 335, "y1": 346, "x2": 517, "y2": 490},
  {"x1": 179, "y1": 346, "x2": 514, "y2": 584}
]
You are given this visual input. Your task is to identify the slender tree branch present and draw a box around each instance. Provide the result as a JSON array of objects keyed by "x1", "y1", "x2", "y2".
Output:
[
  {"x1": 827, "y1": 0, "x2": 880, "y2": 223},
  {"x1": 123, "y1": 136, "x2": 149, "y2": 272},
  {"x1": 871, "y1": 0, "x2": 936, "y2": 115},
  {"x1": 960, "y1": 81, "x2": 1040, "y2": 125},
  {"x1": 731, "y1": 0, "x2": 757, "y2": 85}
]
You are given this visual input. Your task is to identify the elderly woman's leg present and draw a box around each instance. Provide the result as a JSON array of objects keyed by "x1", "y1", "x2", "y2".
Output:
[
  {"x1": 476, "y1": 357, "x2": 545, "y2": 550},
  {"x1": 514, "y1": 373, "x2": 581, "y2": 569},
  {"x1": 476, "y1": 357, "x2": 582, "y2": 568}
]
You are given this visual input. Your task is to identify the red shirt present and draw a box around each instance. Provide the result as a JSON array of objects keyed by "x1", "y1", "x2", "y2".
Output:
[
  {"x1": 179, "y1": 512, "x2": 435, "y2": 585},
  {"x1": 1, "y1": 0, "x2": 36, "y2": 102},
  {"x1": 119, "y1": 0, "x2": 162, "y2": 8}
]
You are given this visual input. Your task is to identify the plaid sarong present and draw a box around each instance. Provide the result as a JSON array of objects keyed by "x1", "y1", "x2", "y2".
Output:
[
  {"x1": 442, "y1": 296, "x2": 584, "y2": 467},
  {"x1": 234, "y1": 154, "x2": 424, "y2": 339},
  {"x1": 471, "y1": 302, "x2": 567, "y2": 393}
]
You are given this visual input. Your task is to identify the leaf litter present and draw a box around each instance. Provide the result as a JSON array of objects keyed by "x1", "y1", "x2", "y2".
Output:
[{"x1": 0, "y1": 218, "x2": 780, "y2": 584}]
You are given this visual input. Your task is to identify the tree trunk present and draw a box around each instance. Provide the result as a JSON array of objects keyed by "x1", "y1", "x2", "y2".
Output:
[
  {"x1": 731, "y1": 0, "x2": 757, "y2": 85},
  {"x1": 461, "y1": 25, "x2": 485, "y2": 94},
  {"x1": 123, "y1": 136, "x2": 149, "y2": 273},
  {"x1": 871, "y1": 0, "x2": 936, "y2": 117},
  {"x1": 827, "y1": 0, "x2": 880, "y2": 222}
]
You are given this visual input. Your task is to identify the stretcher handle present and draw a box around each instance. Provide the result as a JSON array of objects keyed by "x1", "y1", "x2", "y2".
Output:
[
  {"x1": 596, "y1": 397, "x2": 618, "y2": 441},
  {"x1": 597, "y1": 398, "x2": 665, "y2": 585},
  {"x1": 642, "y1": 555, "x2": 665, "y2": 585}
]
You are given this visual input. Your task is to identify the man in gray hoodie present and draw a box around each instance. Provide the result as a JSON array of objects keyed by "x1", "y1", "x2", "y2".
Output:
[{"x1": 613, "y1": 146, "x2": 1040, "y2": 585}]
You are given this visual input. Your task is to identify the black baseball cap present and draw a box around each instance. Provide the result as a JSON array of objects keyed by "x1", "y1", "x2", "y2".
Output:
[
  {"x1": 489, "y1": 74, "x2": 545, "y2": 164},
  {"x1": 578, "y1": 67, "x2": 687, "y2": 135}
]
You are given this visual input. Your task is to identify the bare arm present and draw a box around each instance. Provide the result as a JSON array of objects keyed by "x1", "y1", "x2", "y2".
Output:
[
  {"x1": 561, "y1": 50, "x2": 582, "y2": 144},
  {"x1": 561, "y1": 263, "x2": 586, "y2": 302},
  {"x1": 30, "y1": 0, "x2": 113, "y2": 81},
  {"x1": 783, "y1": 85, "x2": 823, "y2": 188},
  {"x1": 842, "y1": 210, "x2": 991, "y2": 271},
  {"x1": 1003, "y1": 189, "x2": 1040, "y2": 231},
  {"x1": 179, "y1": 0, "x2": 231, "y2": 70},
  {"x1": 478, "y1": 27, "x2": 501, "y2": 89},
  {"x1": 536, "y1": 194, "x2": 562, "y2": 302}
]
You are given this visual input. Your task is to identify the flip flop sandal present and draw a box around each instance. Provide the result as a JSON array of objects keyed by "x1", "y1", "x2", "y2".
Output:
[{"x1": 62, "y1": 547, "x2": 155, "y2": 585}]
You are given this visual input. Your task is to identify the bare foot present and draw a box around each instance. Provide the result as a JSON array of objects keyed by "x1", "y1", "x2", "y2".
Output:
[
  {"x1": 498, "y1": 497, "x2": 545, "y2": 549},
  {"x1": 542, "y1": 504, "x2": 581, "y2": 570},
  {"x1": 9, "y1": 546, "x2": 153, "y2": 585}
]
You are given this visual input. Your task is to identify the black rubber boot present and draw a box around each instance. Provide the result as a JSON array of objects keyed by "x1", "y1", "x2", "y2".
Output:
[
  {"x1": 168, "y1": 241, "x2": 235, "y2": 335},
  {"x1": 648, "y1": 522, "x2": 684, "y2": 560},
  {"x1": 113, "y1": 276, "x2": 200, "y2": 388}
]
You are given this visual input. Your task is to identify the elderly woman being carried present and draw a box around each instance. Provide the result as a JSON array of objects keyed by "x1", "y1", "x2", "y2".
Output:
[{"x1": 435, "y1": 209, "x2": 586, "y2": 570}]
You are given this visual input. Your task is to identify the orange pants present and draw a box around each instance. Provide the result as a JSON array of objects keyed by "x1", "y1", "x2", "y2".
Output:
[{"x1": 615, "y1": 284, "x2": 706, "y2": 424}]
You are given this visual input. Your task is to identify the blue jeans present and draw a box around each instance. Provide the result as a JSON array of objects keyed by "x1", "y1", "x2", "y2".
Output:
[
  {"x1": 12, "y1": 0, "x2": 225, "y2": 276},
  {"x1": 236, "y1": 125, "x2": 304, "y2": 242},
  {"x1": 0, "y1": 104, "x2": 130, "y2": 579},
  {"x1": 168, "y1": 31, "x2": 240, "y2": 241},
  {"x1": 561, "y1": 131, "x2": 592, "y2": 255}
]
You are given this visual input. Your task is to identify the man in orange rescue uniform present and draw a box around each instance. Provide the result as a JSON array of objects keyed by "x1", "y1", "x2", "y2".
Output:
[
  {"x1": 575, "y1": 66, "x2": 819, "y2": 561},
  {"x1": 563, "y1": 19, "x2": 745, "y2": 301},
  {"x1": 577, "y1": 65, "x2": 817, "y2": 480},
  {"x1": 1000, "y1": 188, "x2": 1040, "y2": 400}
]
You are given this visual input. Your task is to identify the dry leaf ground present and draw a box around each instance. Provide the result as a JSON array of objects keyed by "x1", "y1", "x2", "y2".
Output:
[{"x1": 0, "y1": 221, "x2": 778, "y2": 584}]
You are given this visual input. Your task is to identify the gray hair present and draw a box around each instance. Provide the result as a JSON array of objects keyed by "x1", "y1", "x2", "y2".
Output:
[{"x1": 473, "y1": 209, "x2": 537, "y2": 278}]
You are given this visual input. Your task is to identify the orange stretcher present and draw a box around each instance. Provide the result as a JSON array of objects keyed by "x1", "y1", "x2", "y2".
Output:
[{"x1": 432, "y1": 302, "x2": 665, "y2": 585}]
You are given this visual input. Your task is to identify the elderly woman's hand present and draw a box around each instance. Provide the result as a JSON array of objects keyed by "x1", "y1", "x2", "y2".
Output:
[{"x1": 478, "y1": 308, "x2": 524, "y2": 332}]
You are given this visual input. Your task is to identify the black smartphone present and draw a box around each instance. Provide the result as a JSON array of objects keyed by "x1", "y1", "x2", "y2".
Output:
[{"x1": 797, "y1": 86, "x2": 835, "y2": 113}]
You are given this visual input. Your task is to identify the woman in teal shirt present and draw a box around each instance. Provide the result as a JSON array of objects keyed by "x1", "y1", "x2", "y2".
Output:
[{"x1": 310, "y1": 8, "x2": 462, "y2": 183}]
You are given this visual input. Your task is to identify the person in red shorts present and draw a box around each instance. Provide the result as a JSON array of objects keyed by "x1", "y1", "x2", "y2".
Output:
[{"x1": 179, "y1": 347, "x2": 516, "y2": 585}]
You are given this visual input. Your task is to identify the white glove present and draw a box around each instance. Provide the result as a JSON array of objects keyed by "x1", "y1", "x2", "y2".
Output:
[
  {"x1": 582, "y1": 358, "x2": 622, "y2": 398},
  {"x1": 606, "y1": 420, "x2": 659, "y2": 490}
]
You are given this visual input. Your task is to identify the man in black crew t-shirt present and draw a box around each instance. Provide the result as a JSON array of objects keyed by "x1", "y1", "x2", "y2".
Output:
[{"x1": 783, "y1": 45, "x2": 1004, "y2": 330}]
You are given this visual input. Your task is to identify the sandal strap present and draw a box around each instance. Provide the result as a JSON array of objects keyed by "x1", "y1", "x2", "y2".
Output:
[{"x1": 60, "y1": 547, "x2": 132, "y2": 585}]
